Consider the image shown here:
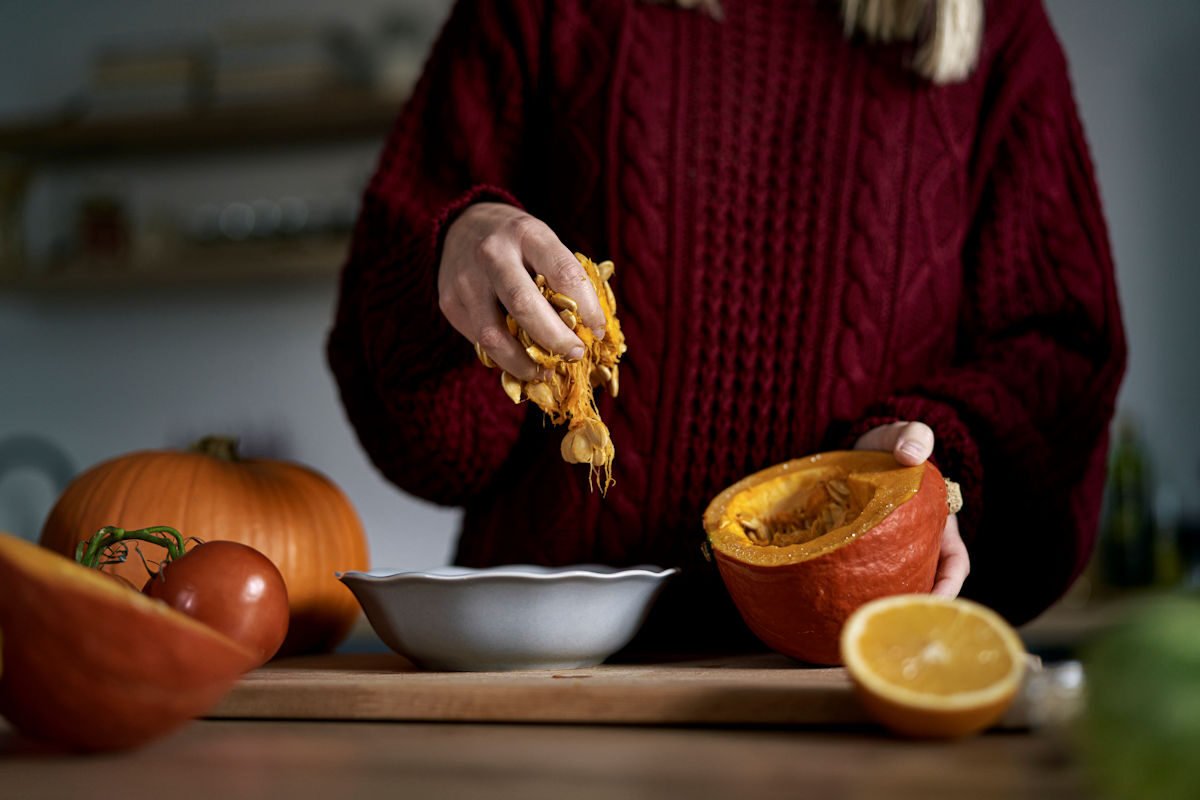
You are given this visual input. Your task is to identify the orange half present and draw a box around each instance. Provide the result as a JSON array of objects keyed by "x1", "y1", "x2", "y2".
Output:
[{"x1": 840, "y1": 594, "x2": 1027, "y2": 738}]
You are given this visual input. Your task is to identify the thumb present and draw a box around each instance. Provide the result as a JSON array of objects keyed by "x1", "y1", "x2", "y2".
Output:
[{"x1": 854, "y1": 421, "x2": 934, "y2": 466}]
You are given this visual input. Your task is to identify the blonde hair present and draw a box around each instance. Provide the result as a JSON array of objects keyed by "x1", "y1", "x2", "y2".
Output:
[
  {"x1": 841, "y1": 0, "x2": 983, "y2": 84},
  {"x1": 663, "y1": 0, "x2": 984, "y2": 85}
]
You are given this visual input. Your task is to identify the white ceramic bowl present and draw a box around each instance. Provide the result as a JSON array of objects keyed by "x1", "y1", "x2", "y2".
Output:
[{"x1": 339, "y1": 564, "x2": 678, "y2": 671}]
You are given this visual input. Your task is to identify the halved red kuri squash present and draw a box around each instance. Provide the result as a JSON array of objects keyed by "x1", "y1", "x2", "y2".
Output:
[{"x1": 703, "y1": 451, "x2": 948, "y2": 665}]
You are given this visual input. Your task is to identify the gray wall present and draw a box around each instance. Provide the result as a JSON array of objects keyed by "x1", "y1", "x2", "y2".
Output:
[
  {"x1": 1, "y1": 1, "x2": 1197, "y2": 571},
  {"x1": 1044, "y1": 0, "x2": 1200, "y2": 527},
  {"x1": 0, "y1": 0, "x2": 462, "y2": 570}
]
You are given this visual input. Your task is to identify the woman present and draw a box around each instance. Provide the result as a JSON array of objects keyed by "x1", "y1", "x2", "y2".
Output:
[{"x1": 327, "y1": 0, "x2": 1126, "y2": 648}]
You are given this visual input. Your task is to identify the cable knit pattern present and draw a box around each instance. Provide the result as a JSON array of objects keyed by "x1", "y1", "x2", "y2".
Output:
[
  {"x1": 594, "y1": 2, "x2": 675, "y2": 565},
  {"x1": 327, "y1": 0, "x2": 1126, "y2": 636}
]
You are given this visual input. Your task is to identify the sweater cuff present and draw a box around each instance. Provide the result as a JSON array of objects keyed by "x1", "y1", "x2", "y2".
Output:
[
  {"x1": 366, "y1": 184, "x2": 524, "y2": 385},
  {"x1": 835, "y1": 395, "x2": 984, "y2": 543},
  {"x1": 430, "y1": 184, "x2": 525, "y2": 255}
]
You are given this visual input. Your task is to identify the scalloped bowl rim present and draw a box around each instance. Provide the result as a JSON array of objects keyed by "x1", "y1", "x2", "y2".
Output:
[{"x1": 339, "y1": 564, "x2": 679, "y2": 583}]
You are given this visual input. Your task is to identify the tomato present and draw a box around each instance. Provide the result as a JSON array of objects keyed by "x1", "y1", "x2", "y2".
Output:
[{"x1": 143, "y1": 540, "x2": 289, "y2": 666}]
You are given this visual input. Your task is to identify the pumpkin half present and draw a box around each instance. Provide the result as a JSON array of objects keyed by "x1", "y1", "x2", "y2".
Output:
[
  {"x1": 38, "y1": 438, "x2": 369, "y2": 656},
  {"x1": 0, "y1": 532, "x2": 256, "y2": 751},
  {"x1": 702, "y1": 451, "x2": 947, "y2": 665}
]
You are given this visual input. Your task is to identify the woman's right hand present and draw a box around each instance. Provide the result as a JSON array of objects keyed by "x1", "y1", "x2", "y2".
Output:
[{"x1": 439, "y1": 202, "x2": 607, "y2": 381}]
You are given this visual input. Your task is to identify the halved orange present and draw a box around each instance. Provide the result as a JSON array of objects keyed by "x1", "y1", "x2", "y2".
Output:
[{"x1": 840, "y1": 594, "x2": 1027, "y2": 738}]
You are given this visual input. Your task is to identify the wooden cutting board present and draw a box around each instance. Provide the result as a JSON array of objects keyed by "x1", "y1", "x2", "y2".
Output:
[{"x1": 209, "y1": 652, "x2": 1040, "y2": 728}]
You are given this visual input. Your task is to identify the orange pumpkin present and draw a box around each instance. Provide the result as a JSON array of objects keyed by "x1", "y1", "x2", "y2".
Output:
[
  {"x1": 0, "y1": 532, "x2": 256, "y2": 751},
  {"x1": 39, "y1": 437, "x2": 369, "y2": 656},
  {"x1": 702, "y1": 451, "x2": 947, "y2": 665}
]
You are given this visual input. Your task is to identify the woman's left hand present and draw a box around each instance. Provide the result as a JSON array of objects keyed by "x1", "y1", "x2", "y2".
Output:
[{"x1": 853, "y1": 421, "x2": 969, "y2": 598}]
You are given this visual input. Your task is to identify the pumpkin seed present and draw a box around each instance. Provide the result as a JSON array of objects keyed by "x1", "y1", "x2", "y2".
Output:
[
  {"x1": 500, "y1": 371, "x2": 523, "y2": 404},
  {"x1": 560, "y1": 429, "x2": 589, "y2": 464},
  {"x1": 740, "y1": 516, "x2": 768, "y2": 544},
  {"x1": 525, "y1": 380, "x2": 555, "y2": 411},
  {"x1": 580, "y1": 419, "x2": 610, "y2": 449},
  {"x1": 826, "y1": 479, "x2": 850, "y2": 502},
  {"x1": 526, "y1": 343, "x2": 555, "y2": 367},
  {"x1": 474, "y1": 341, "x2": 495, "y2": 369},
  {"x1": 559, "y1": 309, "x2": 578, "y2": 330},
  {"x1": 551, "y1": 292, "x2": 578, "y2": 313},
  {"x1": 604, "y1": 281, "x2": 617, "y2": 312},
  {"x1": 598, "y1": 260, "x2": 615, "y2": 281}
]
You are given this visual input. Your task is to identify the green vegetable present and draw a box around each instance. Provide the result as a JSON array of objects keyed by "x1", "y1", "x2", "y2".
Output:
[{"x1": 1078, "y1": 594, "x2": 1200, "y2": 800}]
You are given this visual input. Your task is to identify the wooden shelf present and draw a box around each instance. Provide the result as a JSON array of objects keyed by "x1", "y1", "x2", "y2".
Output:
[
  {"x1": 0, "y1": 89, "x2": 402, "y2": 161},
  {"x1": 0, "y1": 91, "x2": 393, "y2": 290},
  {"x1": 0, "y1": 236, "x2": 348, "y2": 292}
]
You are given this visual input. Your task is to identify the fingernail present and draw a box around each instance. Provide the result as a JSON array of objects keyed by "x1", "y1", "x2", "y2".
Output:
[
  {"x1": 899, "y1": 442, "x2": 925, "y2": 461},
  {"x1": 568, "y1": 345, "x2": 585, "y2": 361},
  {"x1": 592, "y1": 326, "x2": 606, "y2": 341}
]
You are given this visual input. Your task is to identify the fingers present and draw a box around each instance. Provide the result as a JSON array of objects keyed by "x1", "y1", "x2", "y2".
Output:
[
  {"x1": 439, "y1": 268, "x2": 541, "y2": 381},
  {"x1": 525, "y1": 234, "x2": 607, "y2": 338},
  {"x1": 439, "y1": 203, "x2": 606, "y2": 376},
  {"x1": 481, "y1": 218, "x2": 587, "y2": 359},
  {"x1": 854, "y1": 420, "x2": 935, "y2": 466},
  {"x1": 930, "y1": 515, "x2": 969, "y2": 598}
]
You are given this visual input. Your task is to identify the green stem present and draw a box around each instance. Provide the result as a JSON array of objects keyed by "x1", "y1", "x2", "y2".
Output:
[
  {"x1": 189, "y1": 435, "x2": 240, "y2": 461},
  {"x1": 75, "y1": 525, "x2": 187, "y2": 569}
]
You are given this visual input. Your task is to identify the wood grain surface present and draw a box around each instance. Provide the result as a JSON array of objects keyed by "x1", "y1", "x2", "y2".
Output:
[
  {"x1": 0, "y1": 717, "x2": 1087, "y2": 800},
  {"x1": 209, "y1": 652, "x2": 1041, "y2": 728}
]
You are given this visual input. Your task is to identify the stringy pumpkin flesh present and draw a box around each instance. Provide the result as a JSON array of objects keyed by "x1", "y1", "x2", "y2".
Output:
[{"x1": 483, "y1": 254, "x2": 627, "y2": 491}]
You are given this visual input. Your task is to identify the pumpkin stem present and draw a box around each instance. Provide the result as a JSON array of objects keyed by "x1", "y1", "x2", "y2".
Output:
[
  {"x1": 75, "y1": 525, "x2": 188, "y2": 569},
  {"x1": 190, "y1": 436, "x2": 241, "y2": 461}
]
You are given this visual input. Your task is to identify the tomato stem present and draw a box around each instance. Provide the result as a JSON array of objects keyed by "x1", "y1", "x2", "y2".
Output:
[{"x1": 75, "y1": 525, "x2": 188, "y2": 569}]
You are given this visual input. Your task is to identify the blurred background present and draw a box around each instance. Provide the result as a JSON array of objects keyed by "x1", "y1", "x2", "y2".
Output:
[{"x1": 0, "y1": 0, "x2": 1197, "y2": 593}]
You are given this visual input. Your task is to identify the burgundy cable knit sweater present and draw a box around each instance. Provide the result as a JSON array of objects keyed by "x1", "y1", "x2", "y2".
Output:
[{"x1": 327, "y1": 0, "x2": 1126, "y2": 643}]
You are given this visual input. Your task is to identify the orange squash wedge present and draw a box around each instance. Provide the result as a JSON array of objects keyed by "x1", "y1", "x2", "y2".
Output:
[
  {"x1": 0, "y1": 532, "x2": 257, "y2": 752},
  {"x1": 703, "y1": 451, "x2": 947, "y2": 665}
]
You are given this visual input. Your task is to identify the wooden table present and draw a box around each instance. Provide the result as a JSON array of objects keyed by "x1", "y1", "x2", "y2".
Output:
[
  {"x1": 1, "y1": 597, "x2": 1118, "y2": 800},
  {"x1": 0, "y1": 716, "x2": 1087, "y2": 800}
]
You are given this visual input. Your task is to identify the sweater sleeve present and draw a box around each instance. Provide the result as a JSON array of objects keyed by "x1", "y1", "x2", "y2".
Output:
[
  {"x1": 326, "y1": 0, "x2": 544, "y2": 505},
  {"x1": 847, "y1": 9, "x2": 1126, "y2": 625}
]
